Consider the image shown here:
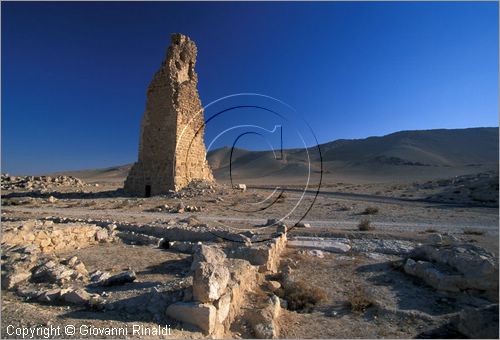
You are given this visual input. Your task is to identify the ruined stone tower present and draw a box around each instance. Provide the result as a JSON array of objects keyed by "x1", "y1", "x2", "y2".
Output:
[{"x1": 124, "y1": 33, "x2": 214, "y2": 196}]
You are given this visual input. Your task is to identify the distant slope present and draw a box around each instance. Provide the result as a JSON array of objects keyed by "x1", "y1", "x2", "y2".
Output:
[
  {"x1": 318, "y1": 127, "x2": 499, "y2": 166},
  {"x1": 52, "y1": 164, "x2": 132, "y2": 183},
  {"x1": 208, "y1": 127, "x2": 499, "y2": 183},
  {"x1": 53, "y1": 127, "x2": 499, "y2": 183}
]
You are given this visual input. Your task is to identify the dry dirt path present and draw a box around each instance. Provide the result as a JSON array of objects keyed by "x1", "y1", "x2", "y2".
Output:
[{"x1": 4, "y1": 205, "x2": 498, "y2": 235}]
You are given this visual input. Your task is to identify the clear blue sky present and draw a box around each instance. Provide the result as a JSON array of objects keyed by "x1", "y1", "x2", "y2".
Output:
[{"x1": 2, "y1": 2, "x2": 498, "y2": 175}]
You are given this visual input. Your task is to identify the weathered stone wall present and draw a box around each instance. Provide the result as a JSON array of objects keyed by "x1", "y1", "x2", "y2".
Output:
[
  {"x1": 166, "y1": 245, "x2": 260, "y2": 336},
  {"x1": 228, "y1": 233, "x2": 288, "y2": 273},
  {"x1": 125, "y1": 33, "x2": 213, "y2": 196},
  {"x1": 2, "y1": 220, "x2": 110, "y2": 253},
  {"x1": 166, "y1": 234, "x2": 288, "y2": 337}
]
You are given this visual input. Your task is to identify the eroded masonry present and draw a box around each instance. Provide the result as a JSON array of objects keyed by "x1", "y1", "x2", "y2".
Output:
[{"x1": 125, "y1": 33, "x2": 214, "y2": 196}]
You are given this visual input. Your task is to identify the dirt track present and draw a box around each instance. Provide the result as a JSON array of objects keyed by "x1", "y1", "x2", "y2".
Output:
[{"x1": 4, "y1": 203, "x2": 498, "y2": 235}]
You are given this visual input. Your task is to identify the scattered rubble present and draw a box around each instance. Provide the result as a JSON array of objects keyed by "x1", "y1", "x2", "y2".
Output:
[
  {"x1": 404, "y1": 241, "x2": 498, "y2": 293},
  {"x1": 148, "y1": 203, "x2": 203, "y2": 213},
  {"x1": 1, "y1": 174, "x2": 86, "y2": 191},
  {"x1": 2, "y1": 220, "x2": 114, "y2": 253},
  {"x1": 249, "y1": 295, "x2": 281, "y2": 339}
]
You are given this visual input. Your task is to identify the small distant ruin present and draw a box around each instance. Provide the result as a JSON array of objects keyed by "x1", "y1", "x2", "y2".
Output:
[{"x1": 125, "y1": 33, "x2": 214, "y2": 196}]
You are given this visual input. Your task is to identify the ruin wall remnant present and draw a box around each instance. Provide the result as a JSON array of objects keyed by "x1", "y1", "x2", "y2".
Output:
[{"x1": 124, "y1": 33, "x2": 214, "y2": 196}]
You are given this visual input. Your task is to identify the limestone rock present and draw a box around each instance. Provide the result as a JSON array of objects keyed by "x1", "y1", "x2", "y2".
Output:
[
  {"x1": 61, "y1": 289, "x2": 91, "y2": 305},
  {"x1": 404, "y1": 259, "x2": 462, "y2": 292},
  {"x1": 457, "y1": 304, "x2": 499, "y2": 339},
  {"x1": 296, "y1": 222, "x2": 311, "y2": 228},
  {"x1": 288, "y1": 237, "x2": 351, "y2": 253},
  {"x1": 308, "y1": 249, "x2": 325, "y2": 258},
  {"x1": 166, "y1": 302, "x2": 216, "y2": 334},
  {"x1": 266, "y1": 280, "x2": 281, "y2": 291},
  {"x1": 215, "y1": 293, "x2": 232, "y2": 323},
  {"x1": 405, "y1": 243, "x2": 499, "y2": 292},
  {"x1": 89, "y1": 270, "x2": 111, "y2": 283},
  {"x1": 192, "y1": 262, "x2": 229, "y2": 303},
  {"x1": 250, "y1": 296, "x2": 281, "y2": 339},
  {"x1": 102, "y1": 271, "x2": 136, "y2": 286},
  {"x1": 1, "y1": 270, "x2": 32, "y2": 290},
  {"x1": 191, "y1": 245, "x2": 226, "y2": 270},
  {"x1": 95, "y1": 228, "x2": 109, "y2": 242},
  {"x1": 124, "y1": 33, "x2": 214, "y2": 196},
  {"x1": 168, "y1": 241, "x2": 196, "y2": 253},
  {"x1": 38, "y1": 289, "x2": 62, "y2": 302},
  {"x1": 424, "y1": 233, "x2": 442, "y2": 245},
  {"x1": 32, "y1": 261, "x2": 74, "y2": 284}
]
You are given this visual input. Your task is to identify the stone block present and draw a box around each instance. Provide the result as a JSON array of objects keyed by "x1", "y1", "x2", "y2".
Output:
[
  {"x1": 192, "y1": 262, "x2": 229, "y2": 303},
  {"x1": 166, "y1": 302, "x2": 216, "y2": 334}
]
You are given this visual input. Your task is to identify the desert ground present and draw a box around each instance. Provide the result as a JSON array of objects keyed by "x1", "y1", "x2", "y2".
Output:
[{"x1": 1, "y1": 164, "x2": 498, "y2": 339}]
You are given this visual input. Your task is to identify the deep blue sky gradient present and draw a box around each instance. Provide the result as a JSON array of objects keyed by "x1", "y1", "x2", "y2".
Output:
[{"x1": 2, "y1": 2, "x2": 498, "y2": 174}]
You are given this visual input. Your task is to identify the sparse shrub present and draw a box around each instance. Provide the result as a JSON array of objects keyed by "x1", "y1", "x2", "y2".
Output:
[
  {"x1": 362, "y1": 206, "x2": 379, "y2": 215},
  {"x1": 424, "y1": 228, "x2": 438, "y2": 233},
  {"x1": 346, "y1": 284, "x2": 374, "y2": 313},
  {"x1": 278, "y1": 280, "x2": 327, "y2": 313},
  {"x1": 463, "y1": 228, "x2": 484, "y2": 236},
  {"x1": 358, "y1": 219, "x2": 374, "y2": 231}
]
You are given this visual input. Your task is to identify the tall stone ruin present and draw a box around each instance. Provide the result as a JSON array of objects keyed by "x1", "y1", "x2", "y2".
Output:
[{"x1": 124, "y1": 33, "x2": 214, "y2": 196}]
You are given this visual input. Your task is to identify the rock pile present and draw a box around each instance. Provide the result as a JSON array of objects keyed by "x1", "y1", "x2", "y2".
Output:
[
  {"x1": 1, "y1": 174, "x2": 86, "y2": 191},
  {"x1": 1, "y1": 245, "x2": 101, "y2": 306},
  {"x1": 167, "y1": 180, "x2": 220, "y2": 199},
  {"x1": 2, "y1": 220, "x2": 114, "y2": 253},
  {"x1": 149, "y1": 203, "x2": 203, "y2": 213},
  {"x1": 249, "y1": 295, "x2": 281, "y2": 339},
  {"x1": 2, "y1": 243, "x2": 145, "y2": 311},
  {"x1": 424, "y1": 171, "x2": 499, "y2": 206},
  {"x1": 403, "y1": 240, "x2": 498, "y2": 293}
]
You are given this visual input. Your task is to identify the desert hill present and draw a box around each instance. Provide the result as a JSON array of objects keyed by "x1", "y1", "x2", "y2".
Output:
[{"x1": 55, "y1": 127, "x2": 499, "y2": 184}]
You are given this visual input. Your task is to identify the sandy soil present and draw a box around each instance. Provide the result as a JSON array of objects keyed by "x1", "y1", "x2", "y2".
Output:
[{"x1": 1, "y1": 173, "x2": 498, "y2": 339}]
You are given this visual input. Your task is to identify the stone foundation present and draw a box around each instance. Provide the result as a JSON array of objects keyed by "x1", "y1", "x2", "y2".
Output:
[
  {"x1": 227, "y1": 233, "x2": 288, "y2": 272},
  {"x1": 166, "y1": 234, "x2": 288, "y2": 337},
  {"x1": 2, "y1": 220, "x2": 111, "y2": 254}
]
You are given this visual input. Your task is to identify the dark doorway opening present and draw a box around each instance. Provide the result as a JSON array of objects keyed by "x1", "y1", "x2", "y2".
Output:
[{"x1": 145, "y1": 185, "x2": 151, "y2": 198}]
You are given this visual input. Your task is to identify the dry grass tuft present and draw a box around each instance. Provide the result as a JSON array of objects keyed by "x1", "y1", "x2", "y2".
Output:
[
  {"x1": 346, "y1": 284, "x2": 374, "y2": 313},
  {"x1": 278, "y1": 280, "x2": 327, "y2": 313},
  {"x1": 362, "y1": 206, "x2": 379, "y2": 215},
  {"x1": 358, "y1": 219, "x2": 374, "y2": 231}
]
